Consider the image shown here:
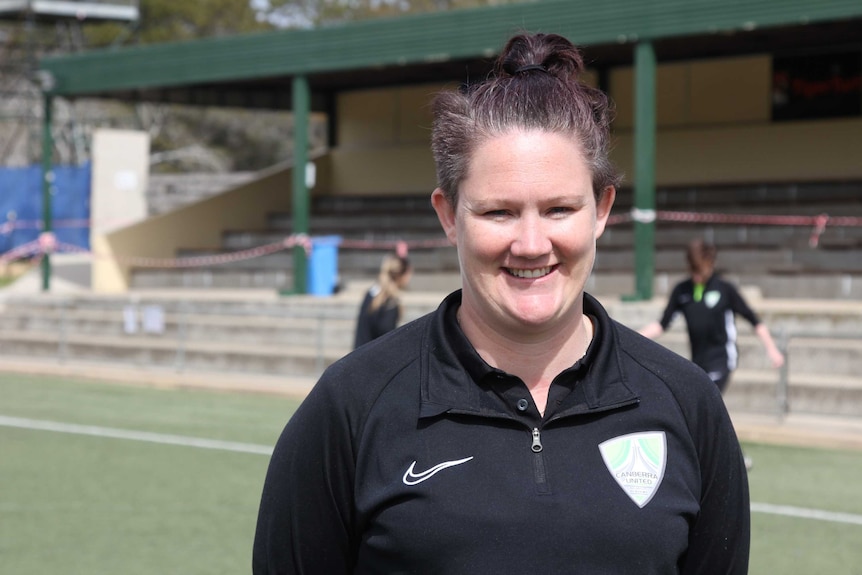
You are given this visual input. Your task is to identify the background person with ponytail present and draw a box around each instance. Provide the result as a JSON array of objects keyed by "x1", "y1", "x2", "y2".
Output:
[{"x1": 353, "y1": 251, "x2": 412, "y2": 348}]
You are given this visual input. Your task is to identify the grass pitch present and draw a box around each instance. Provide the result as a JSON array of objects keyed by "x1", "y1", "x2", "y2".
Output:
[{"x1": 1, "y1": 372, "x2": 860, "y2": 574}]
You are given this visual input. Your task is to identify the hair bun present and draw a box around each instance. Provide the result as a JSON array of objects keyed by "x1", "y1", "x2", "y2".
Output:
[{"x1": 498, "y1": 33, "x2": 585, "y2": 81}]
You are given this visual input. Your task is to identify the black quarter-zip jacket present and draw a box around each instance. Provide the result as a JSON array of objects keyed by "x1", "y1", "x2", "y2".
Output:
[
  {"x1": 659, "y1": 274, "x2": 761, "y2": 376},
  {"x1": 254, "y1": 291, "x2": 750, "y2": 574}
]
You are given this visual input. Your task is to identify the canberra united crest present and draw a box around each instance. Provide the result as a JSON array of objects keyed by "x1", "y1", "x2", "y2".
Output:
[{"x1": 598, "y1": 431, "x2": 667, "y2": 508}]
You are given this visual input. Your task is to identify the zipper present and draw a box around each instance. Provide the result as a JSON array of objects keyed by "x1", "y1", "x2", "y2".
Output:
[
  {"x1": 531, "y1": 427, "x2": 550, "y2": 494},
  {"x1": 531, "y1": 427, "x2": 543, "y2": 452}
]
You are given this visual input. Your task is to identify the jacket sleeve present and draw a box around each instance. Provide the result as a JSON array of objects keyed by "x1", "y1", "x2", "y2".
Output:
[
  {"x1": 680, "y1": 382, "x2": 751, "y2": 574},
  {"x1": 252, "y1": 374, "x2": 358, "y2": 574},
  {"x1": 727, "y1": 283, "x2": 761, "y2": 327},
  {"x1": 658, "y1": 284, "x2": 684, "y2": 330}
]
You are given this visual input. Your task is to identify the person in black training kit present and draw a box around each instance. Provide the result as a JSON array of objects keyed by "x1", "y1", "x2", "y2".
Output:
[
  {"x1": 639, "y1": 238, "x2": 785, "y2": 392},
  {"x1": 353, "y1": 253, "x2": 412, "y2": 348},
  {"x1": 254, "y1": 32, "x2": 750, "y2": 574}
]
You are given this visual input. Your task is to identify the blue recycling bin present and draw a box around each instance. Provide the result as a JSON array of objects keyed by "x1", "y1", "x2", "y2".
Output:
[{"x1": 306, "y1": 235, "x2": 341, "y2": 296}]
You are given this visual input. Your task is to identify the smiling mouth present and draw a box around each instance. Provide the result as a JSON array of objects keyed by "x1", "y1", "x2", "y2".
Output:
[{"x1": 506, "y1": 266, "x2": 554, "y2": 279}]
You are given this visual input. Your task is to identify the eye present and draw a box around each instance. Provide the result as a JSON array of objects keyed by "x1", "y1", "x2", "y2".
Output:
[
  {"x1": 547, "y1": 206, "x2": 575, "y2": 217},
  {"x1": 483, "y1": 209, "x2": 511, "y2": 219}
]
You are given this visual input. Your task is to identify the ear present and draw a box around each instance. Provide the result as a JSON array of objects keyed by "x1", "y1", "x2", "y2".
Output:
[
  {"x1": 594, "y1": 186, "x2": 616, "y2": 239},
  {"x1": 431, "y1": 188, "x2": 458, "y2": 246}
]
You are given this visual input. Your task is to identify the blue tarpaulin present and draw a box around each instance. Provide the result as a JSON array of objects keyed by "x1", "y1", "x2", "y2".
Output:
[{"x1": 0, "y1": 163, "x2": 91, "y2": 255}]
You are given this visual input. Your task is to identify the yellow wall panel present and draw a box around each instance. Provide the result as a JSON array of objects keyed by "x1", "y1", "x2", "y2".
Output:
[
  {"x1": 337, "y1": 88, "x2": 397, "y2": 146},
  {"x1": 689, "y1": 55, "x2": 771, "y2": 125}
]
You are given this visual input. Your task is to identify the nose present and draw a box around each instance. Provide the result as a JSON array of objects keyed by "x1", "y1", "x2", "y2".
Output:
[{"x1": 510, "y1": 215, "x2": 552, "y2": 258}]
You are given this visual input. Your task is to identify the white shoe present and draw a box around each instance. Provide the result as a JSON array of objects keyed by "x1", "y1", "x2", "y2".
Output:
[{"x1": 743, "y1": 455, "x2": 753, "y2": 471}]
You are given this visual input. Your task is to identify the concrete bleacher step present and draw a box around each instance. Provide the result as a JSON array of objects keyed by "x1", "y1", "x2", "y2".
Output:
[
  {"x1": 1, "y1": 290, "x2": 858, "y2": 417},
  {"x1": 222, "y1": 229, "x2": 445, "y2": 250},
  {"x1": 648, "y1": 332, "x2": 862, "y2": 377},
  {"x1": 0, "y1": 329, "x2": 348, "y2": 378},
  {"x1": 723, "y1": 370, "x2": 862, "y2": 418},
  {"x1": 599, "y1": 223, "x2": 862, "y2": 250},
  {"x1": 132, "y1": 269, "x2": 293, "y2": 290},
  {"x1": 613, "y1": 181, "x2": 862, "y2": 210},
  {"x1": 125, "y1": 181, "x2": 862, "y2": 296},
  {"x1": 0, "y1": 306, "x2": 357, "y2": 349},
  {"x1": 267, "y1": 212, "x2": 442, "y2": 233}
]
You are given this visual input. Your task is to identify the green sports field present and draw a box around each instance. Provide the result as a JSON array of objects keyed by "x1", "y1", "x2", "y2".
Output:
[{"x1": 1, "y1": 372, "x2": 860, "y2": 574}]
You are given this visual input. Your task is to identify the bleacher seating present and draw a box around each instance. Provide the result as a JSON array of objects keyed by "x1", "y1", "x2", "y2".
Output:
[
  {"x1": 129, "y1": 181, "x2": 862, "y2": 298},
  {"x1": 0, "y1": 290, "x2": 859, "y2": 417}
]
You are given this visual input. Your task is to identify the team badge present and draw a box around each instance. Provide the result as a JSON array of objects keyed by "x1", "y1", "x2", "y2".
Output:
[
  {"x1": 704, "y1": 290, "x2": 721, "y2": 308},
  {"x1": 599, "y1": 431, "x2": 666, "y2": 508}
]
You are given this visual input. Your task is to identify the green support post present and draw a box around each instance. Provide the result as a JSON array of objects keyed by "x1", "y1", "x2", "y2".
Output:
[
  {"x1": 632, "y1": 41, "x2": 657, "y2": 301},
  {"x1": 41, "y1": 93, "x2": 54, "y2": 292},
  {"x1": 291, "y1": 75, "x2": 310, "y2": 294}
]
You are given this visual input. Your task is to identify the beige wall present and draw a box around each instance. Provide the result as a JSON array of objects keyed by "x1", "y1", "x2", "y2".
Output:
[
  {"x1": 327, "y1": 55, "x2": 862, "y2": 192},
  {"x1": 94, "y1": 161, "x2": 298, "y2": 292},
  {"x1": 324, "y1": 83, "x2": 442, "y2": 196},
  {"x1": 611, "y1": 55, "x2": 772, "y2": 129},
  {"x1": 90, "y1": 129, "x2": 150, "y2": 292},
  {"x1": 611, "y1": 117, "x2": 862, "y2": 187},
  {"x1": 607, "y1": 54, "x2": 862, "y2": 185},
  {"x1": 90, "y1": 129, "x2": 150, "y2": 234}
]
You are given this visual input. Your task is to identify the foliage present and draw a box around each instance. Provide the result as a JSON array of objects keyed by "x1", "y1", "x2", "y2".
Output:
[
  {"x1": 84, "y1": 0, "x2": 272, "y2": 47},
  {"x1": 82, "y1": 0, "x2": 526, "y2": 46},
  {"x1": 4, "y1": 0, "x2": 526, "y2": 168},
  {"x1": 259, "y1": 0, "x2": 522, "y2": 28}
]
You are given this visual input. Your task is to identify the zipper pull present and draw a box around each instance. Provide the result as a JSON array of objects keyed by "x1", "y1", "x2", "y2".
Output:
[{"x1": 531, "y1": 427, "x2": 543, "y2": 453}]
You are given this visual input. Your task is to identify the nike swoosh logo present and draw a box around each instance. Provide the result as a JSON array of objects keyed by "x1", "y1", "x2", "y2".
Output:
[{"x1": 402, "y1": 456, "x2": 474, "y2": 486}]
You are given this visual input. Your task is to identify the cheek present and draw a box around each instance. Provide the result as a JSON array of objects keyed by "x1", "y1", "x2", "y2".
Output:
[
  {"x1": 557, "y1": 217, "x2": 594, "y2": 242},
  {"x1": 459, "y1": 220, "x2": 510, "y2": 260}
]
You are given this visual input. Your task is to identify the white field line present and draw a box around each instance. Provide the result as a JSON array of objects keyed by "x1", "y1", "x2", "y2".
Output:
[
  {"x1": 750, "y1": 502, "x2": 862, "y2": 526},
  {"x1": 0, "y1": 415, "x2": 273, "y2": 456},
  {"x1": 4, "y1": 415, "x2": 862, "y2": 527}
]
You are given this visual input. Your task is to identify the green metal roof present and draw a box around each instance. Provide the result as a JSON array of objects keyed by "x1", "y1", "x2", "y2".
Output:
[{"x1": 40, "y1": 0, "x2": 862, "y2": 102}]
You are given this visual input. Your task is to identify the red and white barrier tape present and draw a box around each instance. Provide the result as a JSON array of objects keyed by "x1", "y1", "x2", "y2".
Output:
[
  {"x1": 650, "y1": 210, "x2": 862, "y2": 247},
  {"x1": 1, "y1": 234, "x2": 312, "y2": 268},
  {"x1": 2, "y1": 209, "x2": 861, "y2": 266}
]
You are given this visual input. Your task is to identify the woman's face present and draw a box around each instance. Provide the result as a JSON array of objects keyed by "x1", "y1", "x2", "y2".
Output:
[{"x1": 432, "y1": 129, "x2": 615, "y2": 339}]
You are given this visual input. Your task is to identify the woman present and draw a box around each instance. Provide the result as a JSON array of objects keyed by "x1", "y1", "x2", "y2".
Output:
[
  {"x1": 353, "y1": 253, "x2": 412, "y2": 349},
  {"x1": 640, "y1": 238, "x2": 785, "y2": 392},
  {"x1": 254, "y1": 32, "x2": 749, "y2": 574}
]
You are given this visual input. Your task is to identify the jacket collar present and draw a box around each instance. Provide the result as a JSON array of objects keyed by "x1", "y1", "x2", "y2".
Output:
[{"x1": 419, "y1": 290, "x2": 639, "y2": 420}]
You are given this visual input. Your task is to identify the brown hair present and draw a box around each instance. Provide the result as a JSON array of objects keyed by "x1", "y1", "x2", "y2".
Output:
[
  {"x1": 431, "y1": 32, "x2": 621, "y2": 206},
  {"x1": 686, "y1": 238, "x2": 717, "y2": 277}
]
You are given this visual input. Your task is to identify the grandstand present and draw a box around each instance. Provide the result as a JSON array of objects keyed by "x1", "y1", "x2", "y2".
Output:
[
  {"x1": 23, "y1": 0, "x2": 861, "y2": 297},
  {"x1": 0, "y1": 0, "x2": 860, "y2": 421}
]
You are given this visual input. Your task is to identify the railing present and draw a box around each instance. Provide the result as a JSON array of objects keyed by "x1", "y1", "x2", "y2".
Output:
[
  {"x1": 29, "y1": 299, "x2": 357, "y2": 379},
  {"x1": 4, "y1": 299, "x2": 861, "y2": 417},
  {"x1": 773, "y1": 329, "x2": 862, "y2": 419}
]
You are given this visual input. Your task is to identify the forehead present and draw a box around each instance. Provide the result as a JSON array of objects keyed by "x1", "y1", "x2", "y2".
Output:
[{"x1": 462, "y1": 129, "x2": 592, "y2": 198}]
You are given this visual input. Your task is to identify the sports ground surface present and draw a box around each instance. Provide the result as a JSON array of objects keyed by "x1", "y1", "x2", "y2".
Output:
[{"x1": 2, "y1": 372, "x2": 861, "y2": 574}]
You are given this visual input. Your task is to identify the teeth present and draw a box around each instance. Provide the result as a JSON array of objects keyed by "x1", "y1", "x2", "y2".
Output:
[{"x1": 509, "y1": 266, "x2": 552, "y2": 279}]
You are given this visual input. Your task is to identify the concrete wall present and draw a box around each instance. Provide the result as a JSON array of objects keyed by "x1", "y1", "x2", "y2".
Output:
[
  {"x1": 325, "y1": 54, "x2": 862, "y2": 194},
  {"x1": 90, "y1": 129, "x2": 150, "y2": 234},
  {"x1": 90, "y1": 129, "x2": 150, "y2": 293},
  {"x1": 95, "y1": 161, "x2": 298, "y2": 292},
  {"x1": 321, "y1": 83, "x2": 440, "y2": 196},
  {"x1": 609, "y1": 54, "x2": 862, "y2": 186}
]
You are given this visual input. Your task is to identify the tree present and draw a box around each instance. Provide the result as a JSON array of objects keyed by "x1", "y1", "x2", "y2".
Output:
[
  {"x1": 83, "y1": 0, "x2": 272, "y2": 48},
  {"x1": 256, "y1": 0, "x2": 523, "y2": 29}
]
